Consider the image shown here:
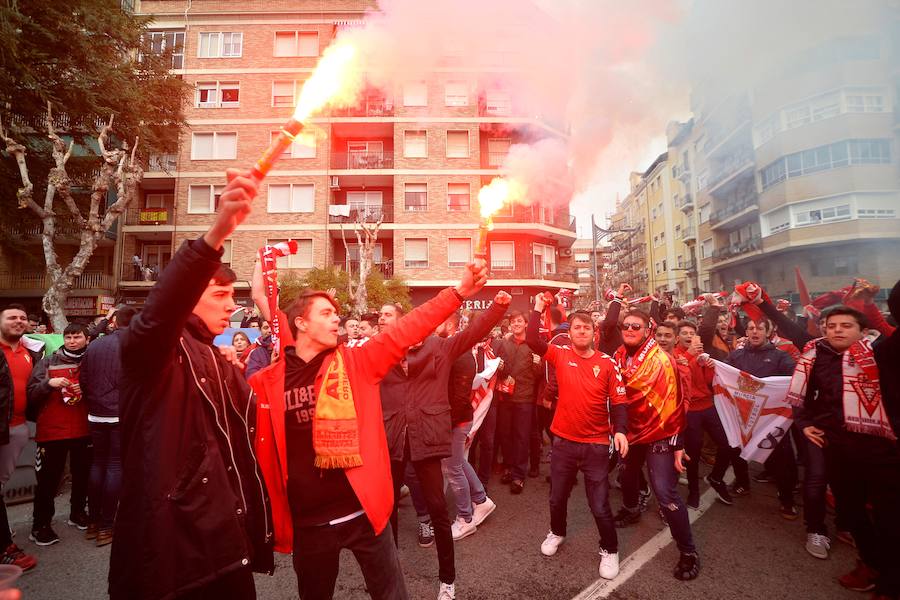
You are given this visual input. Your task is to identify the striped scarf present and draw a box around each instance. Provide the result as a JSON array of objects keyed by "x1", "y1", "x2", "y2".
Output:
[{"x1": 787, "y1": 335, "x2": 895, "y2": 441}]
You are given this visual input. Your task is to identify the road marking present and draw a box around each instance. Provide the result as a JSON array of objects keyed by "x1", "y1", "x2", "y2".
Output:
[{"x1": 572, "y1": 483, "x2": 721, "y2": 600}]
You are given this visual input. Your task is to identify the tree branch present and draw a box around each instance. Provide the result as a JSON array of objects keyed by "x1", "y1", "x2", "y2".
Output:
[
  {"x1": 0, "y1": 117, "x2": 47, "y2": 217},
  {"x1": 46, "y1": 102, "x2": 84, "y2": 226}
]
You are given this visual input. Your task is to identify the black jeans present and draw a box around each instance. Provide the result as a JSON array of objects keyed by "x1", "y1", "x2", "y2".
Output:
[
  {"x1": 292, "y1": 514, "x2": 409, "y2": 600},
  {"x1": 684, "y1": 407, "x2": 732, "y2": 494},
  {"x1": 470, "y1": 400, "x2": 498, "y2": 486},
  {"x1": 89, "y1": 422, "x2": 122, "y2": 528},
  {"x1": 33, "y1": 437, "x2": 91, "y2": 528},
  {"x1": 530, "y1": 404, "x2": 555, "y2": 470},
  {"x1": 549, "y1": 437, "x2": 617, "y2": 552},
  {"x1": 828, "y1": 434, "x2": 900, "y2": 596},
  {"x1": 765, "y1": 434, "x2": 797, "y2": 508},
  {"x1": 497, "y1": 402, "x2": 532, "y2": 481},
  {"x1": 178, "y1": 567, "x2": 256, "y2": 600},
  {"x1": 390, "y1": 450, "x2": 455, "y2": 584}
]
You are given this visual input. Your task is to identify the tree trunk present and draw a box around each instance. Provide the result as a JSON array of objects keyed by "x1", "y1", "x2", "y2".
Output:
[
  {"x1": 351, "y1": 216, "x2": 382, "y2": 316},
  {"x1": 43, "y1": 280, "x2": 71, "y2": 332}
]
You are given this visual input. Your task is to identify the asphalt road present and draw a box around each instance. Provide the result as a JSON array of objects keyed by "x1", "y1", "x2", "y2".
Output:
[{"x1": 13, "y1": 456, "x2": 862, "y2": 600}]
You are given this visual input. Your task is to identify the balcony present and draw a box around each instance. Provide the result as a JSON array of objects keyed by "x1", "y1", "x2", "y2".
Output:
[
  {"x1": 707, "y1": 148, "x2": 755, "y2": 193},
  {"x1": 329, "y1": 98, "x2": 394, "y2": 118},
  {"x1": 0, "y1": 271, "x2": 115, "y2": 291},
  {"x1": 680, "y1": 258, "x2": 698, "y2": 273},
  {"x1": 328, "y1": 204, "x2": 395, "y2": 224},
  {"x1": 488, "y1": 260, "x2": 578, "y2": 283},
  {"x1": 711, "y1": 235, "x2": 762, "y2": 263},
  {"x1": 674, "y1": 164, "x2": 691, "y2": 183},
  {"x1": 491, "y1": 207, "x2": 577, "y2": 233},
  {"x1": 332, "y1": 260, "x2": 394, "y2": 279},
  {"x1": 124, "y1": 207, "x2": 173, "y2": 226},
  {"x1": 678, "y1": 193, "x2": 694, "y2": 212},
  {"x1": 710, "y1": 196, "x2": 759, "y2": 229},
  {"x1": 485, "y1": 152, "x2": 508, "y2": 168},
  {"x1": 331, "y1": 152, "x2": 394, "y2": 170},
  {"x1": 680, "y1": 226, "x2": 697, "y2": 243},
  {"x1": 148, "y1": 154, "x2": 177, "y2": 172}
]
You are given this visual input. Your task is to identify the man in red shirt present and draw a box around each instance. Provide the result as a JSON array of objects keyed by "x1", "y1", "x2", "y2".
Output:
[
  {"x1": 0, "y1": 304, "x2": 39, "y2": 570},
  {"x1": 674, "y1": 320, "x2": 735, "y2": 509},
  {"x1": 527, "y1": 296, "x2": 628, "y2": 581}
]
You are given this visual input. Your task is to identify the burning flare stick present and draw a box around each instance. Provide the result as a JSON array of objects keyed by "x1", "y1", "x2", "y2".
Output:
[{"x1": 475, "y1": 178, "x2": 522, "y2": 259}]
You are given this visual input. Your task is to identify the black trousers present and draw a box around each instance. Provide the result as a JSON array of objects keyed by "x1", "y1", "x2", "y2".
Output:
[
  {"x1": 177, "y1": 567, "x2": 256, "y2": 600},
  {"x1": 293, "y1": 514, "x2": 409, "y2": 600},
  {"x1": 389, "y1": 447, "x2": 455, "y2": 584},
  {"x1": 33, "y1": 437, "x2": 91, "y2": 528}
]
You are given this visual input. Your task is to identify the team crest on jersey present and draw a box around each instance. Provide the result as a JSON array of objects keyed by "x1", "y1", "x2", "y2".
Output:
[{"x1": 593, "y1": 365, "x2": 601, "y2": 378}]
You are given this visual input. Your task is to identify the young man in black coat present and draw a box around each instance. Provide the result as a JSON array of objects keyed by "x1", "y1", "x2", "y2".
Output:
[{"x1": 109, "y1": 169, "x2": 273, "y2": 600}]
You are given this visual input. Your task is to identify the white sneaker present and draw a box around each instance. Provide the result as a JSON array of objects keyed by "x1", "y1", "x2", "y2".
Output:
[
  {"x1": 805, "y1": 533, "x2": 831, "y2": 559},
  {"x1": 437, "y1": 582, "x2": 456, "y2": 600},
  {"x1": 451, "y1": 516, "x2": 477, "y2": 541},
  {"x1": 598, "y1": 549, "x2": 620, "y2": 579},
  {"x1": 399, "y1": 484, "x2": 410, "y2": 498},
  {"x1": 472, "y1": 497, "x2": 496, "y2": 527},
  {"x1": 540, "y1": 531, "x2": 565, "y2": 556}
]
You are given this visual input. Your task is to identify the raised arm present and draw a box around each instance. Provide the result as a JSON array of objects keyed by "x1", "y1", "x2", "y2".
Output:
[
  {"x1": 759, "y1": 299, "x2": 813, "y2": 350},
  {"x1": 525, "y1": 292, "x2": 551, "y2": 357},
  {"x1": 444, "y1": 291, "x2": 510, "y2": 359}
]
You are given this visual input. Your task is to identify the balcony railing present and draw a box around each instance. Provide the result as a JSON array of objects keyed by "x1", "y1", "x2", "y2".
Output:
[
  {"x1": 488, "y1": 261, "x2": 578, "y2": 282},
  {"x1": 332, "y1": 260, "x2": 394, "y2": 279},
  {"x1": 329, "y1": 99, "x2": 394, "y2": 117},
  {"x1": 678, "y1": 193, "x2": 694, "y2": 212},
  {"x1": 680, "y1": 226, "x2": 697, "y2": 241},
  {"x1": 708, "y1": 148, "x2": 755, "y2": 190},
  {"x1": 680, "y1": 258, "x2": 698, "y2": 272},
  {"x1": 485, "y1": 152, "x2": 508, "y2": 168},
  {"x1": 331, "y1": 152, "x2": 394, "y2": 170},
  {"x1": 148, "y1": 154, "x2": 178, "y2": 172},
  {"x1": 711, "y1": 235, "x2": 762, "y2": 262},
  {"x1": 121, "y1": 262, "x2": 169, "y2": 282},
  {"x1": 0, "y1": 271, "x2": 115, "y2": 290},
  {"x1": 492, "y1": 208, "x2": 577, "y2": 233},
  {"x1": 124, "y1": 207, "x2": 173, "y2": 226},
  {"x1": 328, "y1": 204, "x2": 395, "y2": 224},
  {"x1": 710, "y1": 196, "x2": 758, "y2": 225}
]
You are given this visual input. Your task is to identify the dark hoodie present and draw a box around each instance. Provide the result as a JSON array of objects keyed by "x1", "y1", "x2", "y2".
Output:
[{"x1": 873, "y1": 280, "x2": 900, "y2": 437}]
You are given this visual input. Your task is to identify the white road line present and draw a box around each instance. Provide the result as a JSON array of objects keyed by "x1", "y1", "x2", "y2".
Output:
[{"x1": 572, "y1": 484, "x2": 722, "y2": 600}]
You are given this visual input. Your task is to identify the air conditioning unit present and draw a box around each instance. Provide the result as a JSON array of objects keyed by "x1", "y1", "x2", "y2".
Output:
[
  {"x1": 329, "y1": 176, "x2": 340, "y2": 190},
  {"x1": 558, "y1": 248, "x2": 573, "y2": 258}
]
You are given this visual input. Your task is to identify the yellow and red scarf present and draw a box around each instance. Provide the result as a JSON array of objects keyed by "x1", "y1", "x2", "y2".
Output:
[{"x1": 313, "y1": 349, "x2": 363, "y2": 468}]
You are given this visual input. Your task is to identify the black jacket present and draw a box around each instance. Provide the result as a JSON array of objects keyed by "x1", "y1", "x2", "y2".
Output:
[
  {"x1": 448, "y1": 352, "x2": 477, "y2": 427},
  {"x1": 109, "y1": 239, "x2": 273, "y2": 600},
  {"x1": 726, "y1": 342, "x2": 796, "y2": 379},
  {"x1": 874, "y1": 284, "x2": 900, "y2": 437},
  {"x1": 380, "y1": 301, "x2": 507, "y2": 461},
  {"x1": 495, "y1": 334, "x2": 539, "y2": 405},
  {"x1": 0, "y1": 343, "x2": 42, "y2": 445},
  {"x1": 79, "y1": 329, "x2": 124, "y2": 418}
]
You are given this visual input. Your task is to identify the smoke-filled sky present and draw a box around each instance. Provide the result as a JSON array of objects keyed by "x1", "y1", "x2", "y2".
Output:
[{"x1": 333, "y1": 0, "x2": 889, "y2": 238}]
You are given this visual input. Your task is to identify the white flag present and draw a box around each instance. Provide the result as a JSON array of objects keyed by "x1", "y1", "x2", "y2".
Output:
[
  {"x1": 465, "y1": 356, "x2": 502, "y2": 450},
  {"x1": 711, "y1": 360, "x2": 793, "y2": 464}
]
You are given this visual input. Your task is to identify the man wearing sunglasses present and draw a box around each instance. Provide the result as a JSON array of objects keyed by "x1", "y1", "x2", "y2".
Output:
[{"x1": 612, "y1": 310, "x2": 699, "y2": 581}]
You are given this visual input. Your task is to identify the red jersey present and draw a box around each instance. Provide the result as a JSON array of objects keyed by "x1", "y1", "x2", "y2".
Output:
[
  {"x1": 543, "y1": 344, "x2": 628, "y2": 443},
  {"x1": 674, "y1": 346, "x2": 715, "y2": 412},
  {"x1": 1, "y1": 341, "x2": 33, "y2": 427}
]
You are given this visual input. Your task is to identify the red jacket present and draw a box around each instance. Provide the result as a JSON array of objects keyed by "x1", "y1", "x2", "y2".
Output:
[
  {"x1": 250, "y1": 288, "x2": 462, "y2": 553},
  {"x1": 674, "y1": 346, "x2": 715, "y2": 412}
]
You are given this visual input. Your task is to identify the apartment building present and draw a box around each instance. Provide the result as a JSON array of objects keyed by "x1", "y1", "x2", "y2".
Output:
[
  {"x1": 571, "y1": 238, "x2": 611, "y2": 305},
  {"x1": 108, "y1": 0, "x2": 578, "y2": 315}
]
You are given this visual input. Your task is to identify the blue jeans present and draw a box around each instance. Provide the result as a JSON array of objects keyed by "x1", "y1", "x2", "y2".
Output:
[
  {"x1": 89, "y1": 422, "x2": 122, "y2": 528},
  {"x1": 549, "y1": 437, "x2": 617, "y2": 553},
  {"x1": 442, "y1": 423, "x2": 486, "y2": 521},
  {"x1": 497, "y1": 402, "x2": 533, "y2": 481}
]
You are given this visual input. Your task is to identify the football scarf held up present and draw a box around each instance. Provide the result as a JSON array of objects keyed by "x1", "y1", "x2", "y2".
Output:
[
  {"x1": 787, "y1": 335, "x2": 896, "y2": 442},
  {"x1": 313, "y1": 349, "x2": 363, "y2": 469},
  {"x1": 614, "y1": 337, "x2": 683, "y2": 445}
]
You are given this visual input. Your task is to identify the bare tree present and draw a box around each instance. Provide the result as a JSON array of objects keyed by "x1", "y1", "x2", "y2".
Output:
[
  {"x1": 339, "y1": 210, "x2": 383, "y2": 316},
  {"x1": 1, "y1": 103, "x2": 142, "y2": 331}
]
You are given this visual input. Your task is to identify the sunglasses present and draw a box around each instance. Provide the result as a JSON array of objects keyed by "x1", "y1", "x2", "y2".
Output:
[{"x1": 620, "y1": 323, "x2": 644, "y2": 331}]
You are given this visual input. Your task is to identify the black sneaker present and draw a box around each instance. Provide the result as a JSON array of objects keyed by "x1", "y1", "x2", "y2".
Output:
[
  {"x1": 686, "y1": 491, "x2": 700, "y2": 510},
  {"x1": 500, "y1": 471, "x2": 513, "y2": 485},
  {"x1": 729, "y1": 482, "x2": 750, "y2": 497},
  {"x1": 510, "y1": 480, "x2": 525, "y2": 495},
  {"x1": 753, "y1": 471, "x2": 772, "y2": 483},
  {"x1": 67, "y1": 512, "x2": 89, "y2": 530},
  {"x1": 705, "y1": 476, "x2": 733, "y2": 505},
  {"x1": 416, "y1": 520, "x2": 435, "y2": 548},
  {"x1": 613, "y1": 507, "x2": 641, "y2": 528},
  {"x1": 29, "y1": 525, "x2": 60, "y2": 546},
  {"x1": 673, "y1": 552, "x2": 700, "y2": 580},
  {"x1": 637, "y1": 487, "x2": 652, "y2": 513}
]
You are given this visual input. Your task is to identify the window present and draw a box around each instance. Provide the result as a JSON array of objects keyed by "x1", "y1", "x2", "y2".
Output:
[
  {"x1": 447, "y1": 183, "x2": 470, "y2": 211},
  {"x1": 762, "y1": 139, "x2": 891, "y2": 190},
  {"x1": 533, "y1": 243, "x2": 556, "y2": 275},
  {"x1": 446, "y1": 131, "x2": 469, "y2": 158},
  {"x1": 661, "y1": 259, "x2": 667, "y2": 271},
  {"x1": 404, "y1": 183, "x2": 427, "y2": 211},
  {"x1": 448, "y1": 238, "x2": 472, "y2": 267},
  {"x1": 766, "y1": 206, "x2": 791, "y2": 234},
  {"x1": 221, "y1": 240, "x2": 233, "y2": 267},
  {"x1": 858, "y1": 208, "x2": 896, "y2": 218},
  {"x1": 272, "y1": 131, "x2": 315, "y2": 158},
  {"x1": 701, "y1": 238, "x2": 713, "y2": 259},
  {"x1": 404, "y1": 238, "x2": 428, "y2": 268},
  {"x1": 487, "y1": 138, "x2": 510, "y2": 167},
  {"x1": 490, "y1": 241, "x2": 515, "y2": 271},
  {"x1": 575, "y1": 253, "x2": 590, "y2": 262},
  {"x1": 485, "y1": 89, "x2": 511, "y2": 115},
  {"x1": 272, "y1": 81, "x2": 297, "y2": 107},
  {"x1": 846, "y1": 93, "x2": 884, "y2": 113},
  {"x1": 785, "y1": 106, "x2": 811, "y2": 129},
  {"x1": 195, "y1": 81, "x2": 240, "y2": 108},
  {"x1": 445, "y1": 81, "x2": 468, "y2": 107},
  {"x1": 403, "y1": 130, "x2": 427, "y2": 158},
  {"x1": 146, "y1": 31, "x2": 185, "y2": 69},
  {"x1": 403, "y1": 81, "x2": 427, "y2": 107},
  {"x1": 696, "y1": 171, "x2": 708, "y2": 191},
  {"x1": 849, "y1": 139, "x2": 891, "y2": 164},
  {"x1": 699, "y1": 203, "x2": 711, "y2": 223},
  {"x1": 188, "y1": 185, "x2": 224, "y2": 214},
  {"x1": 269, "y1": 238, "x2": 313, "y2": 269},
  {"x1": 274, "y1": 31, "x2": 318, "y2": 57},
  {"x1": 198, "y1": 32, "x2": 242, "y2": 58},
  {"x1": 267, "y1": 183, "x2": 315, "y2": 213},
  {"x1": 347, "y1": 191, "x2": 383, "y2": 220},
  {"x1": 191, "y1": 132, "x2": 237, "y2": 160}
]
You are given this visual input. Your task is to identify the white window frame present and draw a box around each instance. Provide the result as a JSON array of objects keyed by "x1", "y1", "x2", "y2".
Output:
[
  {"x1": 273, "y1": 31, "x2": 319, "y2": 57},
  {"x1": 404, "y1": 238, "x2": 429, "y2": 269},
  {"x1": 188, "y1": 184, "x2": 224, "y2": 214},
  {"x1": 195, "y1": 81, "x2": 240, "y2": 108},
  {"x1": 447, "y1": 183, "x2": 470, "y2": 211},
  {"x1": 403, "y1": 130, "x2": 427, "y2": 158},
  {"x1": 272, "y1": 131, "x2": 316, "y2": 159},
  {"x1": 191, "y1": 132, "x2": 237, "y2": 160},
  {"x1": 267, "y1": 183, "x2": 315, "y2": 214},
  {"x1": 487, "y1": 138, "x2": 510, "y2": 167},
  {"x1": 533, "y1": 242, "x2": 556, "y2": 275},
  {"x1": 490, "y1": 241, "x2": 515, "y2": 271},
  {"x1": 146, "y1": 31, "x2": 185, "y2": 69},
  {"x1": 198, "y1": 31, "x2": 243, "y2": 58},
  {"x1": 446, "y1": 130, "x2": 469, "y2": 158},
  {"x1": 404, "y1": 183, "x2": 427, "y2": 212},
  {"x1": 448, "y1": 238, "x2": 472, "y2": 267}
]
